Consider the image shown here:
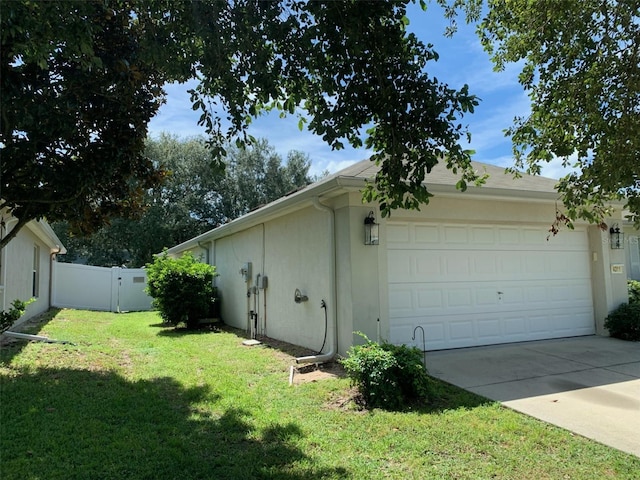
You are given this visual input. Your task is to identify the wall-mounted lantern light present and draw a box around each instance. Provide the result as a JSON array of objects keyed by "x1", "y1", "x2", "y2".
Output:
[
  {"x1": 609, "y1": 224, "x2": 624, "y2": 249},
  {"x1": 364, "y1": 211, "x2": 379, "y2": 246}
]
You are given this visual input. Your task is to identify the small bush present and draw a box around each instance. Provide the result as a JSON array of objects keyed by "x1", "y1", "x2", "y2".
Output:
[
  {"x1": 0, "y1": 298, "x2": 34, "y2": 332},
  {"x1": 146, "y1": 251, "x2": 217, "y2": 329},
  {"x1": 340, "y1": 333, "x2": 429, "y2": 410},
  {"x1": 604, "y1": 303, "x2": 640, "y2": 341},
  {"x1": 628, "y1": 280, "x2": 640, "y2": 304}
]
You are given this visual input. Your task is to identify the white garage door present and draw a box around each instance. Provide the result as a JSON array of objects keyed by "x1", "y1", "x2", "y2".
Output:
[{"x1": 388, "y1": 222, "x2": 595, "y2": 350}]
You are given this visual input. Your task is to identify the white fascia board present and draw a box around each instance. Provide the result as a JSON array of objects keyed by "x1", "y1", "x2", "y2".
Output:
[
  {"x1": 24, "y1": 219, "x2": 67, "y2": 254},
  {"x1": 427, "y1": 184, "x2": 562, "y2": 203}
]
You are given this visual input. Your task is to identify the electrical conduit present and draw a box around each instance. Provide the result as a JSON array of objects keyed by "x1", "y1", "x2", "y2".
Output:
[{"x1": 296, "y1": 197, "x2": 337, "y2": 364}]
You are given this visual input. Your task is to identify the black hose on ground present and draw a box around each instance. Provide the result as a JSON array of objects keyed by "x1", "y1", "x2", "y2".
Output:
[{"x1": 318, "y1": 299, "x2": 328, "y2": 354}]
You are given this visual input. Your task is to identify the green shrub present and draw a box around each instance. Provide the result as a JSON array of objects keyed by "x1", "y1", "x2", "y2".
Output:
[
  {"x1": 0, "y1": 298, "x2": 34, "y2": 332},
  {"x1": 340, "y1": 333, "x2": 429, "y2": 410},
  {"x1": 628, "y1": 280, "x2": 640, "y2": 304},
  {"x1": 604, "y1": 303, "x2": 640, "y2": 341},
  {"x1": 383, "y1": 342, "x2": 431, "y2": 401},
  {"x1": 146, "y1": 251, "x2": 217, "y2": 329}
]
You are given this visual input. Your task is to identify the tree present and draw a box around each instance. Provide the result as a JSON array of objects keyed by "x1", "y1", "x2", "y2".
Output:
[
  {"x1": 1, "y1": 1, "x2": 165, "y2": 248},
  {"x1": 53, "y1": 136, "x2": 313, "y2": 267},
  {"x1": 2, "y1": 0, "x2": 479, "y2": 250},
  {"x1": 444, "y1": 0, "x2": 640, "y2": 226},
  {"x1": 215, "y1": 139, "x2": 314, "y2": 222}
]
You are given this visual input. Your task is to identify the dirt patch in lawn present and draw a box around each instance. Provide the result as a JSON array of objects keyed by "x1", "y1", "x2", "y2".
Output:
[
  {"x1": 290, "y1": 361, "x2": 346, "y2": 384},
  {"x1": 244, "y1": 334, "x2": 348, "y2": 385}
]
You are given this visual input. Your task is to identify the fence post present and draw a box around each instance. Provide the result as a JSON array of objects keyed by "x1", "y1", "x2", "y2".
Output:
[{"x1": 110, "y1": 267, "x2": 121, "y2": 313}]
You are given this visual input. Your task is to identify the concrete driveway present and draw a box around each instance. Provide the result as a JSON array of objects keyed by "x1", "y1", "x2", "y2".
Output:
[{"x1": 426, "y1": 336, "x2": 640, "y2": 457}]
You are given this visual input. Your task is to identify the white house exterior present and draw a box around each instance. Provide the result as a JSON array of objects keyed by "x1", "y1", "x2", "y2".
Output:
[
  {"x1": 1, "y1": 211, "x2": 66, "y2": 325},
  {"x1": 166, "y1": 160, "x2": 630, "y2": 356},
  {"x1": 624, "y1": 226, "x2": 640, "y2": 281}
]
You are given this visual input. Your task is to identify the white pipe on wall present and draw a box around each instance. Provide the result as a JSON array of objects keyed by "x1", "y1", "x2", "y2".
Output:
[
  {"x1": 49, "y1": 246, "x2": 61, "y2": 308},
  {"x1": 295, "y1": 197, "x2": 337, "y2": 365}
]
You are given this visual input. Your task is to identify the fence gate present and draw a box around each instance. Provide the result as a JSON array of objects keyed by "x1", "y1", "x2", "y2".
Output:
[{"x1": 52, "y1": 263, "x2": 152, "y2": 312}]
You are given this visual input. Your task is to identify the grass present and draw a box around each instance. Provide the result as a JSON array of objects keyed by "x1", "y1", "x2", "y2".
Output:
[{"x1": 1, "y1": 309, "x2": 638, "y2": 479}]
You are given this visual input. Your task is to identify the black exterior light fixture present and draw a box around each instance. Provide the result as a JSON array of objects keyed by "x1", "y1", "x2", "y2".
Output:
[
  {"x1": 609, "y1": 224, "x2": 624, "y2": 249},
  {"x1": 364, "y1": 211, "x2": 379, "y2": 245}
]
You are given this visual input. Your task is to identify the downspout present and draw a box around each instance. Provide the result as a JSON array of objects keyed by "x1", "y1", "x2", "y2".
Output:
[
  {"x1": 296, "y1": 197, "x2": 337, "y2": 364},
  {"x1": 49, "y1": 246, "x2": 62, "y2": 308},
  {"x1": 261, "y1": 223, "x2": 267, "y2": 336}
]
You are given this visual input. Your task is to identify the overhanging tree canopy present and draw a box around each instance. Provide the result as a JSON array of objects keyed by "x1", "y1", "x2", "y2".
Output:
[
  {"x1": 53, "y1": 135, "x2": 314, "y2": 267},
  {"x1": 447, "y1": 0, "x2": 640, "y2": 226},
  {"x1": 1, "y1": 0, "x2": 479, "y2": 249}
]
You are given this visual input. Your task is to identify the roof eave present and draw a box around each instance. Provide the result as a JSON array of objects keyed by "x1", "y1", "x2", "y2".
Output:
[
  {"x1": 26, "y1": 219, "x2": 67, "y2": 254},
  {"x1": 165, "y1": 175, "x2": 564, "y2": 255}
]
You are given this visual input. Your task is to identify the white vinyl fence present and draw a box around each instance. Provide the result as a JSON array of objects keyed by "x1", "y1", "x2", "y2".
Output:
[{"x1": 53, "y1": 263, "x2": 152, "y2": 312}]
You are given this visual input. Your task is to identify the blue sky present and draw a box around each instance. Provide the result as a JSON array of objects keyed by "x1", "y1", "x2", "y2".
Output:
[{"x1": 148, "y1": 3, "x2": 568, "y2": 180}]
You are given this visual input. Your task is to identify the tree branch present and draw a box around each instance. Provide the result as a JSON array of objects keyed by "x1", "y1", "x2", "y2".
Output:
[{"x1": 0, "y1": 215, "x2": 30, "y2": 251}]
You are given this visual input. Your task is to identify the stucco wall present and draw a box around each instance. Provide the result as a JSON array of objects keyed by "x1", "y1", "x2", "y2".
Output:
[
  {"x1": 1, "y1": 223, "x2": 53, "y2": 323},
  {"x1": 336, "y1": 203, "x2": 385, "y2": 349},
  {"x1": 623, "y1": 226, "x2": 640, "y2": 281},
  {"x1": 211, "y1": 207, "x2": 334, "y2": 352},
  {"x1": 214, "y1": 224, "x2": 264, "y2": 331},
  {"x1": 263, "y1": 206, "x2": 333, "y2": 350}
]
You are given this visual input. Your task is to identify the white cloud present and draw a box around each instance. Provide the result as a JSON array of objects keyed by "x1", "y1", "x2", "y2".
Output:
[{"x1": 540, "y1": 156, "x2": 580, "y2": 180}]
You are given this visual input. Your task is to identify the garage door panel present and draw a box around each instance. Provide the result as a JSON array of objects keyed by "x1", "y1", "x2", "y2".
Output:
[
  {"x1": 387, "y1": 251, "x2": 414, "y2": 279},
  {"x1": 476, "y1": 318, "x2": 501, "y2": 339},
  {"x1": 417, "y1": 289, "x2": 443, "y2": 309},
  {"x1": 416, "y1": 254, "x2": 445, "y2": 277},
  {"x1": 391, "y1": 280, "x2": 592, "y2": 318},
  {"x1": 388, "y1": 287, "x2": 414, "y2": 316},
  {"x1": 414, "y1": 224, "x2": 440, "y2": 243},
  {"x1": 444, "y1": 226, "x2": 469, "y2": 243},
  {"x1": 388, "y1": 222, "x2": 590, "y2": 252},
  {"x1": 476, "y1": 287, "x2": 500, "y2": 306},
  {"x1": 447, "y1": 289, "x2": 473, "y2": 307},
  {"x1": 397, "y1": 310, "x2": 594, "y2": 350},
  {"x1": 504, "y1": 316, "x2": 527, "y2": 336},
  {"x1": 471, "y1": 226, "x2": 495, "y2": 244},
  {"x1": 449, "y1": 319, "x2": 474, "y2": 341},
  {"x1": 390, "y1": 250, "x2": 591, "y2": 283},
  {"x1": 388, "y1": 222, "x2": 595, "y2": 350}
]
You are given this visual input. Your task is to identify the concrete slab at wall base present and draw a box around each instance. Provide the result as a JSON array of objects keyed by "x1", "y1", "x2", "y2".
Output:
[{"x1": 426, "y1": 336, "x2": 640, "y2": 457}]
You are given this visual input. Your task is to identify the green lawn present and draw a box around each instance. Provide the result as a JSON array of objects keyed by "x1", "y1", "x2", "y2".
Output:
[{"x1": 1, "y1": 309, "x2": 638, "y2": 479}]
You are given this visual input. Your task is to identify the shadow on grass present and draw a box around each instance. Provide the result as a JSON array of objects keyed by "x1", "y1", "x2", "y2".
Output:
[
  {"x1": 148, "y1": 322, "x2": 171, "y2": 328},
  {"x1": 0, "y1": 308, "x2": 62, "y2": 365},
  {"x1": 335, "y1": 377, "x2": 493, "y2": 415},
  {"x1": 0, "y1": 367, "x2": 347, "y2": 480},
  {"x1": 420, "y1": 376, "x2": 494, "y2": 413},
  {"x1": 155, "y1": 325, "x2": 223, "y2": 337}
]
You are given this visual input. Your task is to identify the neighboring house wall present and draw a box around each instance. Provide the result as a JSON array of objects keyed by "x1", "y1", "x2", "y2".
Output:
[{"x1": 0, "y1": 214, "x2": 65, "y2": 326}]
